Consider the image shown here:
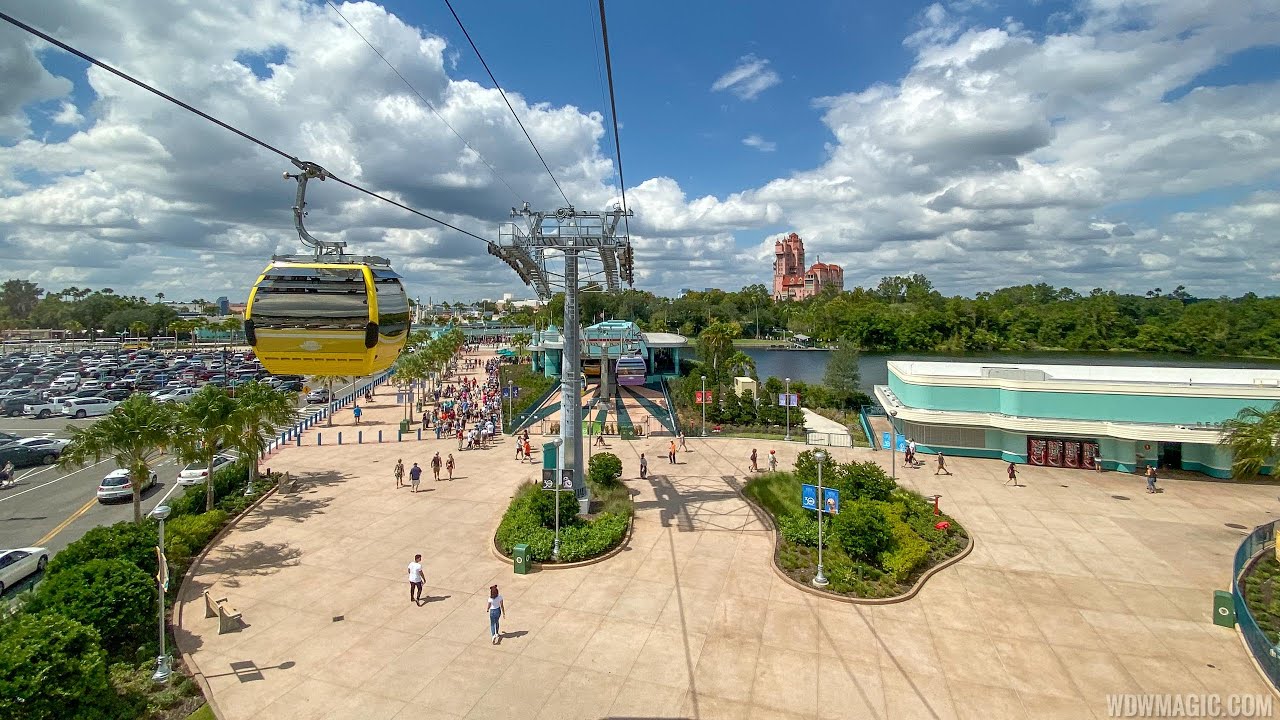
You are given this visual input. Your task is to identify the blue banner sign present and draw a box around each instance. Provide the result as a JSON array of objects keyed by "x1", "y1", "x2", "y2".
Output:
[
  {"x1": 802, "y1": 484, "x2": 840, "y2": 514},
  {"x1": 502, "y1": 387, "x2": 511, "y2": 398},
  {"x1": 881, "y1": 432, "x2": 908, "y2": 451}
]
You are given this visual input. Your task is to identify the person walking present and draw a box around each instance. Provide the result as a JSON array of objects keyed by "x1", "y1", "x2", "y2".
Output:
[
  {"x1": 1094, "y1": 447, "x2": 1104, "y2": 473},
  {"x1": 768, "y1": 449, "x2": 777, "y2": 472},
  {"x1": 668, "y1": 440, "x2": 677, "y2": 464},
  {"x1": 487, "y1": 585, "x2": 505, "y2": 644},
  {"x1": 394, "y1": 458, "x2": 405, "y2": 489},
  {"x1": 1005, "y1": 462, "x2": 1019, "y2": 487},
  {"x1": 409, "y1": 462, "x2": 423, "y2": 492},
  {"x1": 750, "y1": 448, "x2": 759, "y2": 472},
  {"x1": 446, "y1": 453, "x2": 455, "y2": 481},
  {"x1": 352, "y1": 404, "x2": 362, "y2": 425},
  {"x1": 431, "y1": 452, "x2": 442, "y2": 481},
  {"x1": 639, "y1": 453, "x2": 648, "y2": 479},
  {"x1": 935, "y1": 451, "x2": 952, "y2": 476},
  {"x1": 678, "y1": 431, "x2": 687, "y2": 452},
  {"x1": 515, "y1": 441, "x2": 525, "y2": 461},
  {"x1": 408, "y1": 554, "x2": 425, "y2": 604},
  {"x1": 1146, "y1": 465, "x2": 1158, "y2": 493}
]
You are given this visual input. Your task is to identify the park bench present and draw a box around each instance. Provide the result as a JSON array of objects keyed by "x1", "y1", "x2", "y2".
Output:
[{"x1": 203, "y1": 590, "x2": 242, "y2": 634}]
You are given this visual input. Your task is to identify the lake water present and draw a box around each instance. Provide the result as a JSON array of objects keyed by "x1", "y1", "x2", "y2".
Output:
[{"x1": 740, "y1": 349, "x2": 1280, "y2": 393}]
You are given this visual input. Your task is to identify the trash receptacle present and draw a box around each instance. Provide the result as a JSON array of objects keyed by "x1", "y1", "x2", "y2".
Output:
[
  {"x1": 399, "y1": 419, "x2": 410, "y2": 434},
  {"x1": 513, "y1": 543, "x2": 531, "y2": 575},
  {"x1": 1213, "y1": 589, "x2": 1236, "y2": 628}
]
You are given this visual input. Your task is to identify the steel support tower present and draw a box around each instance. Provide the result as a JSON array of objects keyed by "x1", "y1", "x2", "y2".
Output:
[{"x1": 491, "y1": 204, "x2": 634, "y2": 510}]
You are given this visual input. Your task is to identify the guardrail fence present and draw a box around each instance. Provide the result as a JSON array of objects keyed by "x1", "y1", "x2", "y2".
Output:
[{"x1": 1234, "y1": 519, "x2": 1280, "y2": 690}]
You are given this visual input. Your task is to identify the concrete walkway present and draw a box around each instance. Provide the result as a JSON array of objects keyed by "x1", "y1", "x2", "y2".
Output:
[
  {"x1": 801, "y1": 409, "x2": 852, "y2": 441},
  {"x1": 175, "y1": 356, "x2": 1277, "y2": 719}
]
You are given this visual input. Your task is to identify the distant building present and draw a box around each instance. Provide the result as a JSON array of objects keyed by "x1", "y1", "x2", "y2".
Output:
[
  {"x1": 217, "y1": 296, "x2": 230, "y2": 315},
  {"x1": 772, "y1": 233, "x2": 843, "y2": 300}
]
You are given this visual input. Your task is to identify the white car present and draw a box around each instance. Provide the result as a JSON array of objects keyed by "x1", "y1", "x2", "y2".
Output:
[
  {"x1": 0, "y1": 437, "x2": 69, "y2": 452},
  {"x1": 0, "y1": 547, "x2": 48, "y2": 595},
  {"x1": 61, "y1": 397, "x2": 119, "y2": 418},
  {"x1": 155, "y1": 387, "x2": 197, "y2": 403},
  {"x1": 80, "y1": 379, "x2": 106, "y2": 390},
  {"x1": 49, "y1": 373, "x2": 80, "y2": 391},
  {"x1": 96, "y1": 468, "x2": 158, "y2": 502},
  {"x1": 177, "y1": 454, "x2": 237, "y2": 485}
]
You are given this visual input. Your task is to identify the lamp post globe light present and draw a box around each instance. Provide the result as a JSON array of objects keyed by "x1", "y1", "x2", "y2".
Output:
[
  {"x1": 700, "y1": 375, "x2": 707, "y2": 437},
  {"x1": 150, "y1": 504, "x2": 172, "y2": 682},
  {"x1": 812, "y1": 452, "x2": 828, "y2": 587}
]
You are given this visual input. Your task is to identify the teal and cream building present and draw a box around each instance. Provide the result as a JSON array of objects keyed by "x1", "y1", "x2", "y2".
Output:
[{"x1": 874, "y1": 361, "x2": 1280, "y2": 478}]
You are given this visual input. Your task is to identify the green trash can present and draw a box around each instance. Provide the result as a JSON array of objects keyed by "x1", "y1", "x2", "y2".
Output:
[
  {"x1": 513, "y1": 543, "x2": 531, "y2": 575},
  {"x1": 1213, "y1": 590, "x2": 1236, "y2": 628},
  {"x1": 399, "y1": 419, "x2": 410, "y2": 434}
]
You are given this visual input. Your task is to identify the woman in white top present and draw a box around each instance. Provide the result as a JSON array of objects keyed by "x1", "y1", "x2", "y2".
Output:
[{"x1": 487, "y1": 585, "x2": 505, "y2": 644}]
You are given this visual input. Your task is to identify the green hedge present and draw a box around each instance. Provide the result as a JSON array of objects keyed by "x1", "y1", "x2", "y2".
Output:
[
  {"x1": 45, "y1": 521, "x2": 158, "y2": 580},
  {"x1": 880, "y1": 516, "x2": 931, "y2": 583},
  {"x1": 165, "y1": 510, "x2": 229, "y2": 572},
  {"x1": 494, "y1": 482, "x2": 630, "y2": 563},
  {"x1": 0, "y1": 612, "x2": 122, "y2": 720},
  {"x1": 26, "y1": 558, "x2": 155, "y2": 659}
]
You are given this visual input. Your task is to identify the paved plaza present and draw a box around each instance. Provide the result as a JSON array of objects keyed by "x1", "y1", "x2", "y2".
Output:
[{"x1": 175, "y1": 358, "x2": 1279, "y2": 720}]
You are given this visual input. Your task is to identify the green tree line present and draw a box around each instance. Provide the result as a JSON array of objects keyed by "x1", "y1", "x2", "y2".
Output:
[
  {"x1": 513, "y1": 276, "x2": 1280, "y2": 357},
  {"x1": 0, "y1": 280, "x2": 231, "y2": 337}
]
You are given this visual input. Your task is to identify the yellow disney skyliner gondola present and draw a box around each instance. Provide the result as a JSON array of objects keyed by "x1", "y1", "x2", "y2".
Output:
[{"x1": 244, "y1": 164, "x2": 410, "y2": 376}]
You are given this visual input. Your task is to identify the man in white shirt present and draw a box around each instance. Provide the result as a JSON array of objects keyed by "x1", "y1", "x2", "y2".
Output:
[{"x1": 408, "y1": 554, "x2": 425, "y2": 604}]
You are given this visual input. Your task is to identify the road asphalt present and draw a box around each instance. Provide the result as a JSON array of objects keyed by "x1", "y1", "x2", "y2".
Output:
[{"x1": 0, "y1": 376, "x2": 367, "y2": 597}]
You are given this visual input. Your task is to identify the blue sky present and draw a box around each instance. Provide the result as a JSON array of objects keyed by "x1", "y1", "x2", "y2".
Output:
[{"x1": 1, "y1": 0, "x2": 1278, "y2": 301}]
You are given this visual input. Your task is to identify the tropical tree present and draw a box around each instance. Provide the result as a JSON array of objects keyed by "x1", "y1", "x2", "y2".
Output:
[
  {"x1": 1220, "y1": 403, "x2": 1280, "y2": 478},
  {"x1": 227, "y1": 382, "x2": 296, "y2": 488},
  {"x1": 823, "y1": 341, "x2": 863, "y2": 409},
  {"x1": 391, "y1": 353, "x2": 426, "y2": 420},
  {"x1": 511, "y1": 332, "x2": 533, "y2": 360},
  {"x1": 128, "y1": 320, "x2": 149, "y2": 339},
  {"x1": 176, "y1": 385, "x2": 239, "y2": 511},
  {"x1": 59, "y1": 395, "x2": 178, "y2": 523},
  {"x1": 310, "y1": 375, "x2": 351, "y2": 426},
  {"x1": 724, "y1": 350, "x2": 756, "y2": 380},
  {"x1": 696, "y1": 321, "x2": 742, "y2": 390}
]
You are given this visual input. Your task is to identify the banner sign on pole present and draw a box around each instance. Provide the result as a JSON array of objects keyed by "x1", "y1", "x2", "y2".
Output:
[
  {"x1": 881, "y1": 431, "x2": 891, "y2": 449},
  {"x1": 802, "y1": 485, "x2": 841, "y2": 514},
  {"x1": 502, "y1": 387, "x2": 510, "y2": 398},
  {"x1": 155, "y1": 547, "x2": 169, "y2": 592},
  {"x1": 896, "y1": 434, "x2": 907, "y2": 452},
  {"x1": 560, "y1": 470, "x2": 575, "y2": 491},
  {"x1": 695, "y1": 391, "x2": 712, "y2": 404},
  {"x1": 541, "y1": 468, "x2": 555, "y2": 489},
  {"x1": 513, "y1": 387, "x2": 519, "y2": 398},
  {"x1": 777, "y1": 393, "x2": 799, "y2": 407}
]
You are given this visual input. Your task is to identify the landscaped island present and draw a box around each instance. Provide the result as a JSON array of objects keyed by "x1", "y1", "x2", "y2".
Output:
[
  {"x1": 494, "y1": 452, "x2": 632, "y2": 564},
  {"x1": 744, "y1": 450, "x2": 968, "y2": 599}
]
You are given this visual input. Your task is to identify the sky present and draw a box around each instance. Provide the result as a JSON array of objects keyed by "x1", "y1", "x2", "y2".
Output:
[{"x1": 0, "y1": 0, "x2": 1277, "y2": 303}]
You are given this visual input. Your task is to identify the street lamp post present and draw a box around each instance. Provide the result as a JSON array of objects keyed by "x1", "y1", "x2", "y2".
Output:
[
  {"x1": 784, "y1": 377, "x2": 792, "y2": 441},
  {"x1": 150, "y1": 504, "x2": 172, "y2": 682},
  {"x1": 700, "y1": 375, "x2": 707, "y2": 437},
  {"x1": 552, "y1": 437, "x2": 564, "y2": 560},
  {"x1": 889, "y1": 409, "x2": 898, "y2": 480},
  {"x1": 813, "y1": 452, "x2": 829, "y2": 587}
]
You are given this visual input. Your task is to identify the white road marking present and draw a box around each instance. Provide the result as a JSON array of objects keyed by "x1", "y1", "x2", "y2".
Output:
[
  {"x1": 154, "y1": 478, "x2": 185, "y2": 507},
  {"x1": 0, "y1": 458, "x2": 114, "y2": 504}
]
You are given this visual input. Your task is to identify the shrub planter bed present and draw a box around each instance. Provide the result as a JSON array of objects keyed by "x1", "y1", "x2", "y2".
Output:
[
  {"x1": 493, "y1": 453, "x2": 634, "y2": 566},
  {"x1": 742, "y1": 450, "x2": 969, "y2": 600}
]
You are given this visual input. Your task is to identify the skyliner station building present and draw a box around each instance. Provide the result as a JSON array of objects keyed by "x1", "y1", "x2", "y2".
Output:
[{"x1": 874, "y1": 361, "x2": 1280, "y2": 478}]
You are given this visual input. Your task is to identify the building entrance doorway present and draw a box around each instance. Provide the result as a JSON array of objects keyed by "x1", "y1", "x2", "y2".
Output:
[{"x1": 1160, "y1": 442, "x2": 1183, "y2": 470}]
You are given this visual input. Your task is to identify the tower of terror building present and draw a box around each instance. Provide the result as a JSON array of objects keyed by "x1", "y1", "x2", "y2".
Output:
[{"x1": 772, "y1": 233, "x2": 844, "y2": 300}]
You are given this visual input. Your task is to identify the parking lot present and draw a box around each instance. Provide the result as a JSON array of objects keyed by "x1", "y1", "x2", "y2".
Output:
[{"x1": 0, "y1": 342, "x2": 366, "y2": 595}]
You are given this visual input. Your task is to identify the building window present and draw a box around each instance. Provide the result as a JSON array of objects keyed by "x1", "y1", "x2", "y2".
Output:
[{"x1": 900, "y1": 421, "x2": 985, "y2": 449}]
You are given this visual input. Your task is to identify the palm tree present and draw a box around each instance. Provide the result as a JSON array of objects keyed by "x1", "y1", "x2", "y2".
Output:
[
  {"x1": 176, "y1": 385, "x2": 239, "y2": 511},
  {"x1": 310, "y1": 375, "x2": 351, "y2": 426},
  {"x1": 128, "y1": 320, "x2": 149, "y2": 339},
  {"x1": 59, "y1": 395, "x2": 178, "y2": 523},
  {"x1": 227, "y1": 382, "x2": 297, "y2": 489},
  {"x1": 725, "y1": 350, "x2": 757, "y2": 380},
  {"x1": 1221, "y1": 403, "x2": 1280, "y2": 478}
]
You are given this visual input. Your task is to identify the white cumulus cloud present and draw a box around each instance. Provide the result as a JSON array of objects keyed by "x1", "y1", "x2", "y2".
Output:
[
  {"x1": 710, "y1": 54, "x2": 781, "y2": 100},
  {"x1": 742, "y1": 134, "x2": 776, "y2": 152}
]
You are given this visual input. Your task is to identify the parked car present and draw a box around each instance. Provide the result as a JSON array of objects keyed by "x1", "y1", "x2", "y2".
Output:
[
  {"x1": 0, "y1": 547, "x2": 48, "y2": 595},
  {"x1": 0, "y1": 442, "x2": 60, "y2": 468},
  {"x1": 305, "y1": 388, "x2": 331, "y2": 404},
  {"x1": 0, "y1": 431, "x2": 21, "y2": 445},
  {"x1": 2, "y1": 391, "x2": 42, "y2": 417},
  {"x1": 61, "y1": 397, "x2": 119, "y2": 418},
  {"x1": 24, "y1": 396, "x2": 75, "y2": 419},
  {"x1": 101, "y1": 388, "x2": 132, "y2": 402},
  {"x1": 155, "y1": 387, "x2": 197, "y2": 403},
  {"x1": 177, "y1": 454, "x2": 237, "y2": 485},
  {"x1": 96, "y1": 468, "x2": 158, "y2": 502},
  {"x1": 49, "y1": 373, "x2": 80, "y2": 391},
  {"x1": 0, "y1": 437, "x2": 69, "y2": 452}
]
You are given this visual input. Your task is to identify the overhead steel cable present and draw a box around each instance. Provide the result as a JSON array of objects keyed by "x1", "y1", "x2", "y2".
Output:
[
  {"x1": 596, "y1": 0, "x2": 631, "y2": 240},
  {"x1": 0, "y1": 9, "x2": 492, "y2": 246},
  {"x1": 323, "y1": 0, "x2": 524, "y2": 205},
  {"x1": 441, "y1": 0, "x2": 573, "y2": 208}
]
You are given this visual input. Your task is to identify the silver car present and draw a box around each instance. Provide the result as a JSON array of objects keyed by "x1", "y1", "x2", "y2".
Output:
[
  {"x1": 96, "y1": 468, "x2": 158, "y2": 503},
  {"x1": 0, "y1": 547, "x2": 48, "y2": 595}
]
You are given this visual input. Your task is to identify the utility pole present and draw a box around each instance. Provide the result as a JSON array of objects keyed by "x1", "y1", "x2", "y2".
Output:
[{"x1": 492, "y1": 204, "x2": 633, "y2": 512}]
